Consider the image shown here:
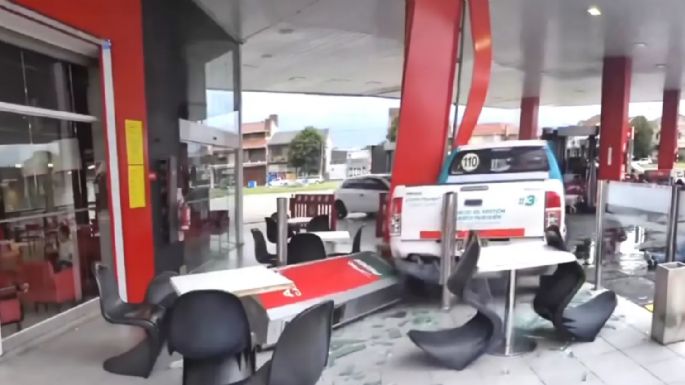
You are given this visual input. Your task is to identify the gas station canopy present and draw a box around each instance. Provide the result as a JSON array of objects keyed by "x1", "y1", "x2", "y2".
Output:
[{"x1": 195, "y1": 0, "x2": 685, "y2": 107}]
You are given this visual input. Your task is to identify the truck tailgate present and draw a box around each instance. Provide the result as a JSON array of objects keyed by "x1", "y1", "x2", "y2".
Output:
[{"x1": 400, "y1": 182, "x2": 547, "y2": 240}]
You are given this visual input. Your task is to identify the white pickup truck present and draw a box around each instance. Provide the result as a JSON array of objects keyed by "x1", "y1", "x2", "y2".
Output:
[{"x1": 389, "y1": 140, "x2": 566, "y2": 283}]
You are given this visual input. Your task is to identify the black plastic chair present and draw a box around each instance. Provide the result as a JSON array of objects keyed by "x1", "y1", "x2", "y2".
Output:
[
  {"x1": 145, "y1": 271, "x2": 179, "y2": 310},
  {"x1": 168, "y1": 290, "x2": 253, "y2": 385},
  {"x1": 266, "y1": 217, "x2": 297, "y2": 243},
  {"x1": 408, "y1": 232, "x2": 503, "y2": 370},
  {"x1": 94, "y1": 263, "x2": 166, "y2": 378},
  {"x1": 533, "y1": 226, "x2": 617, "y2": 342},
  {"x1": 235, "y1": 301, "x2": 334, "y2": 385},
  {"x1": 306, "y1": 215, "x2": 330, "y2": 232},
  {"x1": 251, "y1": 229, "x2": 277, "y2": 266},
  {"x1": 265, "y1": 217, "x2": 279, "y2": 244},
  {"x1": 287, "y1": 233, "x2": 327, "y2": 265}
]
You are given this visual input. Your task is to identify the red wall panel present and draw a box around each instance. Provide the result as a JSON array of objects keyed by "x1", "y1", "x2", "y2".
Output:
[{"x1": 13, "y1": 0, "x2": 155, "y2": 301}]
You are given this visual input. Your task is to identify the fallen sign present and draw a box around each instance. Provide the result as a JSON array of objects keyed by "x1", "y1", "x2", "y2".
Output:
[{"x1": 243, "y1": 252, "x2": 400, "y2": 348}]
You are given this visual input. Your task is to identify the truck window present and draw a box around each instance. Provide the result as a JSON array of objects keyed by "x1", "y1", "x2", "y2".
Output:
[{"x1": 450, "y1": 146, "x2": 549, "y2": 175}]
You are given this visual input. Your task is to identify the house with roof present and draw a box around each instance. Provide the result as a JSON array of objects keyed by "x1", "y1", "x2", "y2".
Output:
[
  {"x1": 241, "y1": 114, "x2": 277, "y2": 186},
  {"x1": 267, "y1": 128, "x2": 332, "y2": 181},
  {"x1": 467, "y1": 123, "x2": 519, "y2": 144}
]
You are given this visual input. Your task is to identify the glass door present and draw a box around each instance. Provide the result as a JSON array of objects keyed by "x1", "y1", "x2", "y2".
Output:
[{"x1": 179, "y1": 119, "x2": 239, "y2": 272}]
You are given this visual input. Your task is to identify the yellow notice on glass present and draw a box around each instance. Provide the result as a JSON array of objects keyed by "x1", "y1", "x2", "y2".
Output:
[
  {"x1": 125, "y1": 119, "x2": 144, "y2": 165},
  {"x1": 128, "y1": 165, "x2": 146, "y2": 208}
]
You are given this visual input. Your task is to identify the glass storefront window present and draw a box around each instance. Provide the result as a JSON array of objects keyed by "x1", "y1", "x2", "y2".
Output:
[
  {"x1": 0, "y1": 41, "x2": 105, "y2": 338},
  {"x1": 0, "y1": 42, "x2": 25, "y2": 105},
  {"x1": 0, "y1": 40, "x2": 89, "y2": 113}
]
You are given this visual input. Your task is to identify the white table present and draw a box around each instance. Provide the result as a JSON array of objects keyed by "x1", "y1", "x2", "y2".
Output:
[
  {"x1": 310, "y1": 231, "x2": 351, "y2": 243},
  {"x1": 476, "y1": 241, "x2": 577, "y2": 356},
  {"x1": 170, "y1": 265, "x2": 294, "y2": 297},
  {"x1": 287, "y1": 217, "x2": 312, "y2": 225}
]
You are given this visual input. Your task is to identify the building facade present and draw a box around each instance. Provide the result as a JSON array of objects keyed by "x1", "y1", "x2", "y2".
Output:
[
  {"x1": 242, "y1": 115, "x2": 277, "y2": 186},
  {"x1": 329, "y1": 149, "x2": 348, "y2": 180},
  {"x1": 346, "y1": 149, "x2": 372, "y2": 177}
]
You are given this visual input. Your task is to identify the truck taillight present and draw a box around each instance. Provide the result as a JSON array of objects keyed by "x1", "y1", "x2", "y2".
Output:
[
  {"x1": 545, "y1": 191, "x2": 562, "y2": 228},
  {"x1": 390, "y1": 197, "x2": 403, "y2": 236}
]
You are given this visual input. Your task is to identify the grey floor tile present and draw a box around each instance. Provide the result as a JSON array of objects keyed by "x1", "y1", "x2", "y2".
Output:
[
  {"x1": 567, "y1": 338, "x2": 616, "y2": 360},
  {"x1": 470, "y1": 355, "x2": 531, "y2": 378},
  {"x1": 480, "y1": 371, "x2": 544, "y2": 385},
  {"x1": 623, "y1": 342, "x2": 679, "y2": 365},
  {"x1": 644, "y1": 357, "x2": 685, "y2": 383},
  {"x1": 600, "y1": 369, "x2": 664, "y2": 385},
  {"x1": 581, "y1": 351, "x2": 662, "y2": 385},
  {"x1": 380, "y1": 365, "x2": 432, "y2": 385},
  {"x1": 666, "y1": 341, "x2": 685, "y2": 357},
  {"x1": 534, "y1": 363, "x2": 595, "y2": 385},
  {"x1": 600, "y1": 325, "x2": 651, "y2": 350},
  {"x1": 430, "y1": 368, "x2": 482, "y2": 383}
]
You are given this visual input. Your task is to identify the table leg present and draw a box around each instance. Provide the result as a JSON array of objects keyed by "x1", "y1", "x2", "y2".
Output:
[{"x1": 492, "y1": 269, "x2": 537, "y2": 356}]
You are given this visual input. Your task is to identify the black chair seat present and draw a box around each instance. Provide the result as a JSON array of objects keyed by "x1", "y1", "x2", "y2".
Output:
[
  {"x1": 107, "y1": 303, "x2": 165, "y2": 329},
  {"x1": 408, "y1": 311, "x2": 495, "y2": 370},
  {"x1": 306, "y1": 215, "x2": 330, "y2": 232},
  {"x1": 251, "y1": 229, "x2": 278, "y2": 266},
  {"x1": 230, "y1": 362, "x2": 270, "y2": 385},
  {"x1": 94, "y1": 264, "x2": 167, "y2": 378},
  {"x1": 407, "y1": 232, "x2": 502, "y2": 370},
  {"x1": 145, "y1": 271, "x2": 179, "y2": 310},
  {"x1": 533, "y1": 226, "x2": 617, "y2": 342},
  {"x1": 561, "y1": 291, "x2": 617, "y2": 342},
  {"x1": 237, "y1": 302, "x2": 333, "y2": 385},
  {"x1": 168, "y1": 290, "x2": 253, "y2": 385},
  {"x1": 287, "y1": 234, "x2": 327, "y2": 265}
]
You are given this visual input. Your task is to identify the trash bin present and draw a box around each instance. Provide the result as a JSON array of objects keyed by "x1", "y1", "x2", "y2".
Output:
[{"x1": 651, "y1": 262, "x2": 685, "y2": 345}]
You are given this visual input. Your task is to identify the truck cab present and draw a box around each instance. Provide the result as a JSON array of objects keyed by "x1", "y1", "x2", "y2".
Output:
[{"x1": 389, "y1": 140, "x2": 565, "y2": 283}]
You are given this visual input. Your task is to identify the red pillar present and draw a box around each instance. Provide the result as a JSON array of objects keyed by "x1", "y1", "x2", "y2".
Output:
[
  {"x1": 599, "y1": 57, "x2": 632, "y2": 180},
  {"x1": 659, "y1": 89, "x2": 680, "y2": 170},
  {"x1": 519, "y1": 97, "x2": 539, "y2": 140},
  {"x1": 391, "y1": 0, "x2": 462, "y2": 186}
]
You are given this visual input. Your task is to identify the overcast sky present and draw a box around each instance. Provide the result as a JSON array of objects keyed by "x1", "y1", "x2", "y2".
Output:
[{"x1": 242, "y1": 92, "x2": 676, "y2": 149}]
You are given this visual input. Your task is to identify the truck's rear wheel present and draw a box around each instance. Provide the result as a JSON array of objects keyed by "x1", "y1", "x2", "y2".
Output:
[{"x1": 335, "y1": 200, "x2": 348, "y2": 219}]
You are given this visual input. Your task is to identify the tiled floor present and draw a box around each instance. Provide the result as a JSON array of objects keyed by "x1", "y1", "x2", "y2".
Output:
[
  {"x1": 0, "y1": 284, "x2": 679, "y2": 385},
  {"x1": 0, "y1": 213, "x2": 672, "y2": 384}
]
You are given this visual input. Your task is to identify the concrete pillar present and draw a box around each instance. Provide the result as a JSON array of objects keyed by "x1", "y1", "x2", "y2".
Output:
[
  {"x1": 659, "y1": 89, "x2": 680, "y2": 170},
  {"x1": 599, "y1": 57, "x2": 632, "y2": 180},
  {"x1": 519, "y1": 97, "x2": 540, "y2": 140}
]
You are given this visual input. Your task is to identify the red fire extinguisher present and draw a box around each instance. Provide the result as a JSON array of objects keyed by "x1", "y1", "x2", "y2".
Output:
[
  {"x1": 179, "y1": 201, "x2": 191, "y2": 231},
  {"x1": 177, "y1": 189, "x2": 190, "y2": 241}
]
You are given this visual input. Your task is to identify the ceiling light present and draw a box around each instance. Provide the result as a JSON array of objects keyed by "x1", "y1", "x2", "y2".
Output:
[
  {"x1": 47, "y1": 163, "x2": 54, "y2": 168},
  {"x1": 656, "y1": 64, "x2": 666, "y2": 69},
  {"x1": 587, "y1": 6, "x2": 601, "y2": 16},
  {"x1": 633, "y1": 42, "x2": 647, "y2": 48},
  {"x1": 14, "y1": 164, "x2": 22, "y2": 168},
  {"x1": 88, "y1": 164, "x2": 96, "y2": 170}
]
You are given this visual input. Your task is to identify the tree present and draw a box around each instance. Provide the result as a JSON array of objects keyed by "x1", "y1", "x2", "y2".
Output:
[
  {"x1": 630, "y1": 116, "x2": 654, "y2": 159},
  {"x1": 387, "y1": 116, "x2": 398, "y2": 142},
  {"x1": 288, "y1": 127, "x2": 324, "y2": 176}
]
